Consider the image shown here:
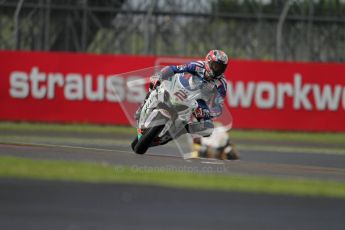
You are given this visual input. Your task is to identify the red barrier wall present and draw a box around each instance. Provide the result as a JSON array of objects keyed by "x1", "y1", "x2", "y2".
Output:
[{"x1": 1, "y1": 50, "x2": 345, "y2": 131}]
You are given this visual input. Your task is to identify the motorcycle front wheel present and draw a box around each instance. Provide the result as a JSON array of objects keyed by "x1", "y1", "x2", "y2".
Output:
[{"x1": 133, "y1": 125, "x2": 165, "y2": 155}]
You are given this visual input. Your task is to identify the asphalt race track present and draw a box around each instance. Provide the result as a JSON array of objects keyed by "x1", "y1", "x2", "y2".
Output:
[
  {"x1": 1, "y1": 179, "x2": 344, "y2": 230},
  {"x1": 0, "y1": 137, "x2": 344, "y2": 181},
  {"x1": 0, "y1": 130, "x2": 345, "y2": 229}
]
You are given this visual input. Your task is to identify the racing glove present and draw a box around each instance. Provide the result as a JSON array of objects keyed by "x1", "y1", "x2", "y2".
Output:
[
  {"x1": 193, "y1": 99, "x2": 211, "y2": 120},
  {"x1": 193, "y1": 107, "x2": 211, "y2": 120}
]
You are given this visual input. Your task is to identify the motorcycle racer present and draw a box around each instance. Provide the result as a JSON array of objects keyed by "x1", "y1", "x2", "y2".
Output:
[{"x1": 136, "y1": 50, "x2": 229, "y2": 124}]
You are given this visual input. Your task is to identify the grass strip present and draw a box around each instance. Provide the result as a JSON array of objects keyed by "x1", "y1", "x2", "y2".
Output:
[
  {"x1": 239, "y1": 144, "x2": 345, "y2": 155},
  {"x1": 0, "y1": 155, "x2": 344, "y2": 199},
  {"x1": 232, "y1": 130, "x2": 345, "y2": 144},
  {"x1": 0, "y1": 122, "x2": 136, "y2": 135},
  {"x1": 1, "y1": 122, "x2": 345, "y2": 144},
  {"x1": 0, "y1": 135, "x2": 131, "y2": 147}
]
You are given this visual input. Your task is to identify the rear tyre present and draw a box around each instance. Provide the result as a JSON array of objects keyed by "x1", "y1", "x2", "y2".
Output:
[{"x1": 134, "y1": 125, "x2": 165, "y2": 154}]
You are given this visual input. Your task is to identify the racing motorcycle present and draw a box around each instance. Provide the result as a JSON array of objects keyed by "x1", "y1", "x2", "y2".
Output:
[{"x1": 131, "y1": 72, "x2": 216, "y2": 155}]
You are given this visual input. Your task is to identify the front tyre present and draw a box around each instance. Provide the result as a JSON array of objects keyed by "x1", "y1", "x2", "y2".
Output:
[
  {"x1": 134, "y1": 125, "x2": 165, "y2": 155},
  {"x1": 131, "y1": 136, "x2": 139, "y2": 152}
]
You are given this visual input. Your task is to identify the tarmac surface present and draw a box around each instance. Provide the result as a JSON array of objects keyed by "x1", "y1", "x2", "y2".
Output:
[
  {"x1": 0, "y1": 134, "x2": 344, "y2": 181},
  {"x1": 0, "y1": 129, "x2": 345, "y2": 229},
  {"x1": 1, "y1": 179, "x2": 344, "y2": 230}
]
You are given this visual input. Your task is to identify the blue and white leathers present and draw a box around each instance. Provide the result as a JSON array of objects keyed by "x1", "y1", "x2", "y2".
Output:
[{"x1": 158, "y1": 60, "x2": 227, "y2": 118}]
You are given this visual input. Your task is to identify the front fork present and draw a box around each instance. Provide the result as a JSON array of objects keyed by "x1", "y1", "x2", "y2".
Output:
[{"x1": 137, "y1": 108, "x2": 171, "y2": 140}]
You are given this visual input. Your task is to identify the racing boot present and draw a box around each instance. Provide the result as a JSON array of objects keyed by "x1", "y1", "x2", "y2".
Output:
[{"x1": 226, "y1": 142, "x2": 240, "y2": 160}]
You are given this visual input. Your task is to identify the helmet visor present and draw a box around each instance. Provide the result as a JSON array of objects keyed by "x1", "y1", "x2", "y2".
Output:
[{"x1": 210, "y1": 61, "x2": 227, "y2": 77}]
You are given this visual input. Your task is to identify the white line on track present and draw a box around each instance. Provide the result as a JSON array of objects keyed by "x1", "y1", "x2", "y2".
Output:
[
  {"x1": 0, "y1": 141, "x2": 183, "y2": 159},
  {"x1": 200, "y1": 161, "x2": 225, "y2": 165},
  {"x1": 0, "y1": 141, "x2": 128, "y2": 153},
  {"x1": 0, "y1": 141, "x2": 215, "y2": 160}
]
